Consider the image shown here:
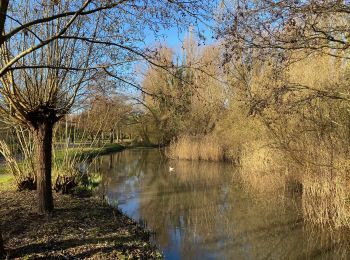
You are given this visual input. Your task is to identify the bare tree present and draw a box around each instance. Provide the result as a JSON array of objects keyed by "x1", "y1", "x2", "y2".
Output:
[
  {"x1": 217, "y1": 0, "x2": 350, "y2": 175},
  {"x1": 141, "y1": 39, "x2": 225, "y2": 143},
  {"x1": 216, "y1": 0, "x2": 350, "y2": 114},
  {"x1": 0, "y1": 1, "x2": 9, "y2": 257},
  {"x1": 0, "y1": 0, "x2": 215, "y2": 213},
  {"x1": 77, "y1": 93, "x2": 132, "y2": 144},
  {"x1": 0, "y1": 1, "x2": 214, "y2": 255},
  {"x1": 218, "y1": 0, "x2": 350, "y2": 58},
  {"x1": 0, "y1": 1, "x2": 105, "y2": 213}
]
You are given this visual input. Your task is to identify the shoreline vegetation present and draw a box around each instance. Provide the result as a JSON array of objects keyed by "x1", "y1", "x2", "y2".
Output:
[
  {"x1": 0, "y1": 144, "x2": 162, "y2": 259},
  {"x1": 54, "y1": 143, "x2": 126, "y2": 163},
  {"x1": 167, "y1": 133, "x2": 350, "y2": 230},
  {"x1": 135, "y1": 24, "x2": 350, "y2": 233}
]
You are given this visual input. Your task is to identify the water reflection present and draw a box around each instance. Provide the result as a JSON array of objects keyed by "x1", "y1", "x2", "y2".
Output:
[{"x1": 95, "y1": 149, "x2": 350, "y2": 259}]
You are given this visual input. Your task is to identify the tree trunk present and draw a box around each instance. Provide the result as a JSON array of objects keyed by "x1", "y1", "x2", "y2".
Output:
[
  {"x1": 34, "y1": 121, "x2": 54, "y2": 214},
  {"x1": 98, "y1": 131, "x2": 102, "y2": 147},
  {"x1": 110, "y1": 129, "x2": 114, "y2": 143},
  {"x1": 0, "y1": 231, "x2": 5, "y2": 259},
  {"x1": 0, "y1": 0, "x2": 9, "y2": 47}
]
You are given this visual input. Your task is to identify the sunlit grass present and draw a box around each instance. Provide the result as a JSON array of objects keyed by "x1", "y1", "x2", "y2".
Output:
[
  {"x1": 54, "y1": 143, "x2": 125, "y2": 162},
  {"x1": 0, "y1": 143, "x2": 125, "y2": 191},
  {"x1": 0, "y1": 173, "x2": 15, "y2": 191},
  {"x1": 168, "y1": 135, "x2": 225, "y2": 161}
]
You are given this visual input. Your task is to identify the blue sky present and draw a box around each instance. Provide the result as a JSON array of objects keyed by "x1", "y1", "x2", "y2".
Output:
[
  {"x1": 116, "y1": 12, "x2": 217, "y2": 98},
  {"x1": 142, "y1": 20, "x2": 216, "y2": 55}
]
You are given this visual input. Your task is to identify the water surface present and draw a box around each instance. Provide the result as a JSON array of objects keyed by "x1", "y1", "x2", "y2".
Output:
[{"x1": 94, "y1": 148, "x2": 349, "y2": 259}]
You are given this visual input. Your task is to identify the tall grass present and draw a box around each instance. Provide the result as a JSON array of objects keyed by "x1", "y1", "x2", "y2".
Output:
[
  {"x1": 302, "y1": 171, "x2": 349, "y2": 229},
  {"x1": 298, "y1": 140, "x2": 350, "y2": 229},
  {"x1": 0, "y1": 127, "x2": 36, "y2": 188},
  {"x1": 238, "y1": 137, "x2": 350, "y2": 229},
  {"x1": 167, "y1": 135, "x2": 225, "y2": 161},
  {"x1": 228, "y1": 53, "x2": 350, "y2": 230},
  {"x1": 236, "y1": 131, "x2": 350, "y2": 231},
  {"x1": 239, "y1": 141, "x2": 289, "y2": 194}
]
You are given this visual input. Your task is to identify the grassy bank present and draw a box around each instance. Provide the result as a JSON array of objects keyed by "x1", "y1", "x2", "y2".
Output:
[
  {"x1": 0, "y1": 189, "x2": 161, "y2": 259},
  {"x1": 0, "y1": 143, "x2": 125, "y2": 181},
  {"x1": 54, "y1": 143, "x2": 126, "y2": 162}
]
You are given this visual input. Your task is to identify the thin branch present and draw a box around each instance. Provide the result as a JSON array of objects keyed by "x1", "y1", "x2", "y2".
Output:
[
  {"x1": 0, "y1": 0, "x2": 92, "y2": 78},
  {"x1": 3, "y1": 0, "x2": 128, "y2": 42}
]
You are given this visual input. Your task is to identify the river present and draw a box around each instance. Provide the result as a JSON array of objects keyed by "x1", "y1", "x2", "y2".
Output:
[{"x1": 93, "y1": 148, "x2": 349, "y2": 259}]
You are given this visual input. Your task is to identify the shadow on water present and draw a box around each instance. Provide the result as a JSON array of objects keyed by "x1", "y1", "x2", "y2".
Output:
[{"x1": 93, "y1": 148, "x2": 350, "y2": 260}]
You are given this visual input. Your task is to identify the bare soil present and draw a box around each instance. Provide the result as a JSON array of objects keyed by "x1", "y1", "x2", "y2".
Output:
[{"x1": 0, "y1": 190, "x2": 161, "y2": 259}]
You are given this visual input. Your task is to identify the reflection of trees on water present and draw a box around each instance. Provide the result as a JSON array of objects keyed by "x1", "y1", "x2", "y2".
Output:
[{"x1": 97, "y1": 149, "x2": 350, "y2": 259}]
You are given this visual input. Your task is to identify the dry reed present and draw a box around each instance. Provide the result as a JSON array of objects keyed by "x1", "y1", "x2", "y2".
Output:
[
  {"x1": 167, "y1": 135, "x2": 225, "y2": 161},
  {"x1": 239, "y1": 141, "x2": 289, "y2": 194},
  {"x1": 302, "y1": 171, "x2": 349, "y2": 229}
]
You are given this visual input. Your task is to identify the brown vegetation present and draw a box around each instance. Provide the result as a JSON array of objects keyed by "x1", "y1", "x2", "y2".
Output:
[
  {"x1": 139, "y1": 21, "x2": 350, "y2": 230},
  {"x1": 140, "y1": 35, "x2": 225, "y2": 144},
  {"x1": 167, "y1": 135, "x2": 224, "y2": 161},
  {"x1": 214, "y1": 0, "x2": 350, "y2": 230}
]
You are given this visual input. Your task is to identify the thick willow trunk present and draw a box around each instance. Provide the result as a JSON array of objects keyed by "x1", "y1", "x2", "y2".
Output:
[
  {"x1": 34, "y1": 121, "x2": 54, "y2": 214},
  {"x1": 0, "y1": 231, "x2": 4, "y2": 259}
]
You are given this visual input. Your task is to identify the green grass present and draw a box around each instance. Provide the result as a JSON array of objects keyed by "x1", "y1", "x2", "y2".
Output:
[
  {"x1": 0, "y1": 165, "x2": 14, "y2": 190},
  {"x1": 0, "y1": 164, "x2": 8, "y2": 175},
  {"x1": 0, "y1": 173, "x2": 14, "y2": 190},
  {"x1": 0, "y1": 174, "x2": 13, "y2": 183},
  {"x1": 0, "y1": 143, "x2": 126, "y2": 190},
  {"x1": 75, "y1": 143, "x2": 125, "y2": 158},
  {"x1": 54, "y1": 143, "x2": 125, "y2": 162}
]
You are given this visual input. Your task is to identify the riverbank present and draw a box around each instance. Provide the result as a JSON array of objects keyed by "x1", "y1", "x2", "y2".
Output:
[
  {"x1": 54, "y1": 143, "x2": 126, "y2": 161},
  {"x1": 54, "y1": 142, "x2": 161, "y2": 161},
  {"x1": 0, "y1": 144, "x2": 162, "y2": 259},
  {"x1": 0, "y1": 188, "x2": 161, "y2": 259}
]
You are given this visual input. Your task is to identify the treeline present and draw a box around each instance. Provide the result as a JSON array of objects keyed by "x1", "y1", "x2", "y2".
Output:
[
  {"x1": 136, "y1": 3, "x2": 350, "y2": 230},
  {"x1": 139, "y1": 34, "x2": 226, "y2": 146}
]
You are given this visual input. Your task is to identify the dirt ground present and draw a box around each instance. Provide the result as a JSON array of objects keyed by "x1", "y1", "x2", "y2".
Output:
[{"x1": 0, "y1": 190, "x2": 161, "y2": 259}]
